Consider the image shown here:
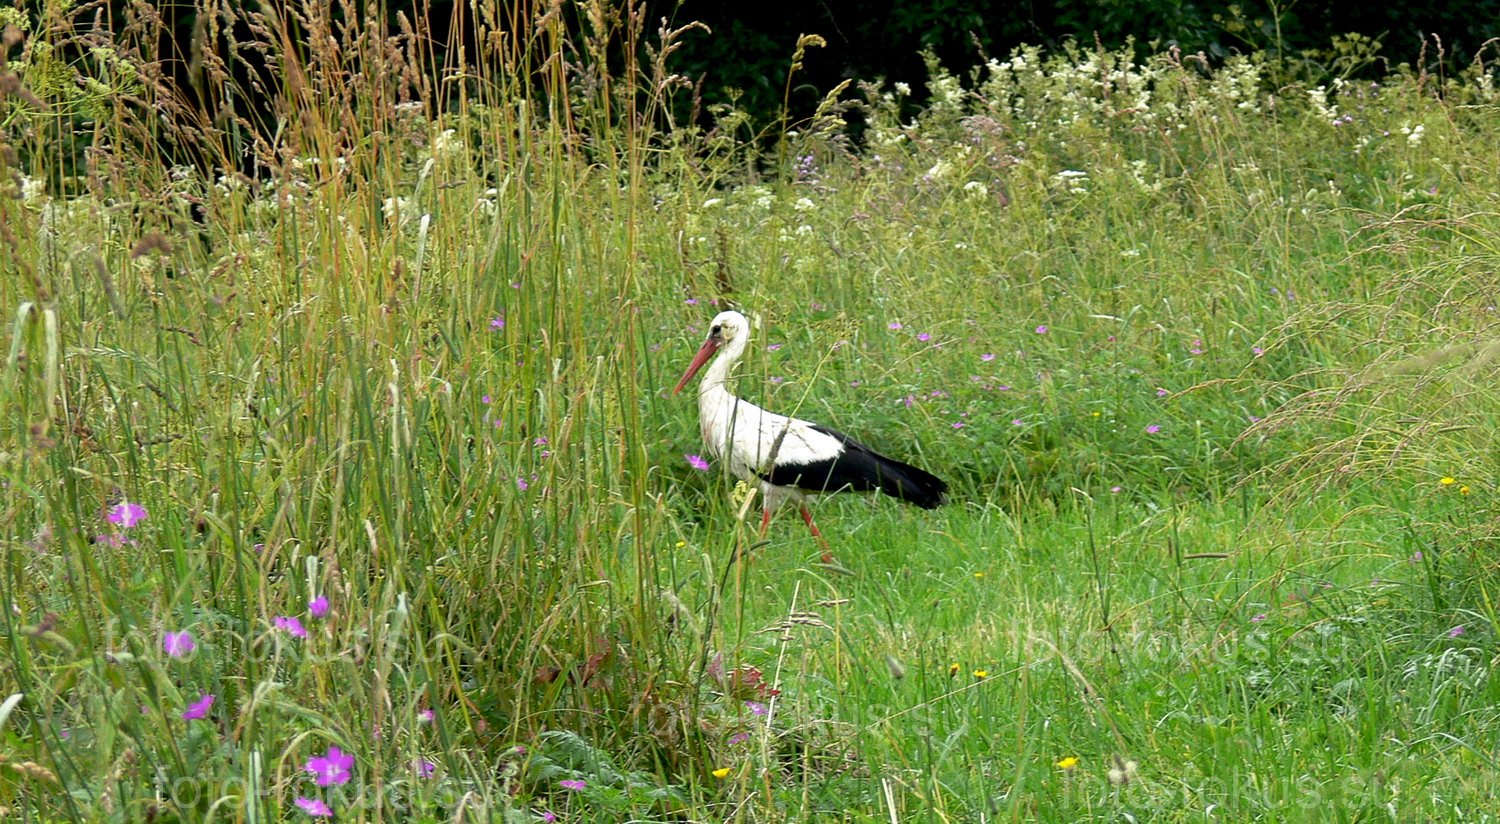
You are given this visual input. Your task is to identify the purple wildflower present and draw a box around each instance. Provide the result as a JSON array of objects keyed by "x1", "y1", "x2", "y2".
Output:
[
  {"x1": 1145, "y1": 424, "x2": 1161, "y2": 434},
  {"x1": 482, "y1": 394, "x2": 492, "y2": 404},
  {"x1": 1251, "y1": 614, "x2": 1267, "y2": 623},
  {"x1": 917, "y1": 333, "x2": 931, "y2": 342},
  {"x1": 559, "y1": 779, "x2": 586, "y2": 791},
  {"x1": 516, "y1": 478, "x2": 529, "y2": 491},
  {"x1": 952, "y1": 422, "x2": 964, "y2": 429},
  {"x1": 490, "y1": 316, "x2": 505, "y2": 331},
  {"x1": 418, "y1": 709, "x2": 435, "y2": 723},
  {"x1": 308, "y1": 596, "x2": 330, "y2": 618},
  {"x1": 305, "y1": 746, "x2": 355, "y2": 787},
  {"x1": 542, "y1": 813, "x2": 557, "y2": 823},
  {"x1": 295, "y1": 797, "x2": 333, "y2": 818},
  {"x1": 1449, "y1": 625, "x2": 1465, "y2": 638},
  {"x1": 728, "y1": 732, "x2": 750, "y2": 745},
  {"x1": 1252, "y1": 346, "x2": 1264, "y2": 357},
  {"x1": 1035, "y1": 325, "x2": 1048, "y2": 335},
  {"x1": 163, "y1": 630, "x2": 195, "y2": 658},
  {"x1": 686, "y1": 454, "x2": 711, "y2": 471},
  {"x1": 1156, "y1": 388, "x2": 1169, "y2": 398},
  {"x1": 107, "y1": 502, "x2": 147, "y2": 529},
  {"x1": 888, "y1": 321, "x2": 903, "y2": 330},
  {"x1": 745, "y1": 701, "x2": 768, "y2": 716},
  {"x1": 414, "y1": 759, "x2": 436, "y2": 778},
  {"x1": 981, "y1": 353, "x2": 995, "y2": 362},
  {"x1": 273, "y1": 616, "x2": 308, "y2": 638},
  {"x1": 685, "y1": 298, "x2": 698, "y2": 305},
  {"x1": 182, "y1": 693, "x2": 214, "y2": 721},
  {"x1": 1110, "y1": 486, "x2": 1122, "y2": 493},
  {"x1": 1012, "y1": 418, "x2": 1024, "y2": 426}
]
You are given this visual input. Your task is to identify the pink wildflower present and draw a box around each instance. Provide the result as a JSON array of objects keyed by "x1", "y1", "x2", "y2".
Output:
[
  {"x1": 182, "y1": 693, "x2": 214, "y2": 721},
  {"x1": 273, "y1": 616, "x2": 308, "y2": 638},
  {"x1": 295, "y1": 797, "x2": 333, "y2": 818},
  {"x1": 107, "y1": 502, "x2": 148, "y2": 529},
  {"x1": 163, "y1": 630, "x2": 195, "y2": 658},
  {"x1": 305, "y1": 746, "x2": 355, "y2": 787}
]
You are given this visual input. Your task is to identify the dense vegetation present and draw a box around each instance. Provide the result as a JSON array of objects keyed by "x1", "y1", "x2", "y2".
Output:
[{"x1": 3, "y1": 2, "x2": 1500, "y2": 821}]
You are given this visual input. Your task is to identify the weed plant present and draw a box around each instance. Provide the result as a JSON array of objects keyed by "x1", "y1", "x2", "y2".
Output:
[{"x1": 3, "y1": 2, "x2": 1500, "y2": 820}]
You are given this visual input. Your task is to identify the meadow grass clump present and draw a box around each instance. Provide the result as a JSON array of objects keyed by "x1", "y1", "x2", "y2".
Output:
[{"x1": 4, "y1": 2, "x2": 1500, "y2": 820}]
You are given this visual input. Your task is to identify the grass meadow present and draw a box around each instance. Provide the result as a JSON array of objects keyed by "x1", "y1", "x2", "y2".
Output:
[{"x1": 4, "y1": 4, "x2": 1500, "y2": 821}]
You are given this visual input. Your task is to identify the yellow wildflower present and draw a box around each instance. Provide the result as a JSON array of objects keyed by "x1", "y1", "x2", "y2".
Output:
[
  {"x1": 973, "y1": 572, "x2": 985, "y2": 579},
  {"x1": 948, "y1": 662, "x2": 960, "y2": 678},
  {"x1": 711, "y1": 767, "x2": 731, "y2": 778},
  {"x1": 1460, "y1": 485, "x2": 1472, "y2": 495},
  {"x1": 1056, "y1": 756, "x2": 1080, "y2": 770},
  {"x1": 1441, "y1": 477, "x2": 1456, "y2": 485},
  {"x1": 1091, "y1": 411, "x2": 1101, "y2": 417},
  {"x1": 675, "y1": 540, "x2": 686, "y2": 549},
  {"x1": 973, "y1": 669, "x2": 989, "y2": 678}
]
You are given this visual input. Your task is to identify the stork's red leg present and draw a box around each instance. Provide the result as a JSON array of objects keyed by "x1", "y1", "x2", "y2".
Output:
[
  {"x1": 759, "y1": 506, "x2": 773, "y2": 537},
  {"x1": 799, "y1": 504, "x2": 834, "y2": 562}
]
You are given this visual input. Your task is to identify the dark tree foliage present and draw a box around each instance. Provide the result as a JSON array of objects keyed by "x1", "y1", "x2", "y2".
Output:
[
  {"x1": 659, "y1": 0, "x2": 1500, "y2": 123},
  {"x1": 84, "y1": 0, "x2": 1500, "y2": 135}
]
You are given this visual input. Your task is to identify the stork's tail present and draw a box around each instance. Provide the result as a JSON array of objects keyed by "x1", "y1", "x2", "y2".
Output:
[{"x1": 873, "y1": 454, "x2": 948, "y2": 509}]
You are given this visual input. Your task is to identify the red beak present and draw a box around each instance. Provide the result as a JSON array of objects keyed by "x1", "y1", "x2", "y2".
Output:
[{"x1": 673, "y1": 338, "x2": 721, "y2": 395}]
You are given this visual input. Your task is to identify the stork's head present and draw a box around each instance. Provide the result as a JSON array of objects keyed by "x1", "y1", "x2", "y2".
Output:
[{"x1": 673, "y1": 311, "x2": 748, "y2": 395}]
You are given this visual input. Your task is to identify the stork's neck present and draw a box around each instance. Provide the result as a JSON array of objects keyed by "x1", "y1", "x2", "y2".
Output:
[{"x1": 698, "y1": 332, "x2": 748, "y2": 401}]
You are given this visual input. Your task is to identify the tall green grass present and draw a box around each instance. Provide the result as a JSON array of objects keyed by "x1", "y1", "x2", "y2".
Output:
[{"x1": 3, "y1": 3, "x2": 1500, "y2": 820}]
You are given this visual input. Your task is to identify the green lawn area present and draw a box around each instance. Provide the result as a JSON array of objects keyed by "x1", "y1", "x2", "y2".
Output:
[{"x1": 4, "y1": 16, "x2": 1500, "y2": 822}]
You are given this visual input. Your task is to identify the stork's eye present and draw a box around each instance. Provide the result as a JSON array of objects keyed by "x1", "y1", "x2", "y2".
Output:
[{"x1": 711, "y1": 325, "x2": 722, "y2": 335}]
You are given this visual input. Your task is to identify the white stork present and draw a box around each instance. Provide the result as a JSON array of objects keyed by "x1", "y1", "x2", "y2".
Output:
[{"x1": 673, "y1": 310, "x2": 948, "y2": 549}]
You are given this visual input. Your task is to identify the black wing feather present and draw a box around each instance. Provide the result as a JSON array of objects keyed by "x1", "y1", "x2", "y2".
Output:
[{"x1": 758, "y1": 424, "x2": 949, "y2": 509}]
